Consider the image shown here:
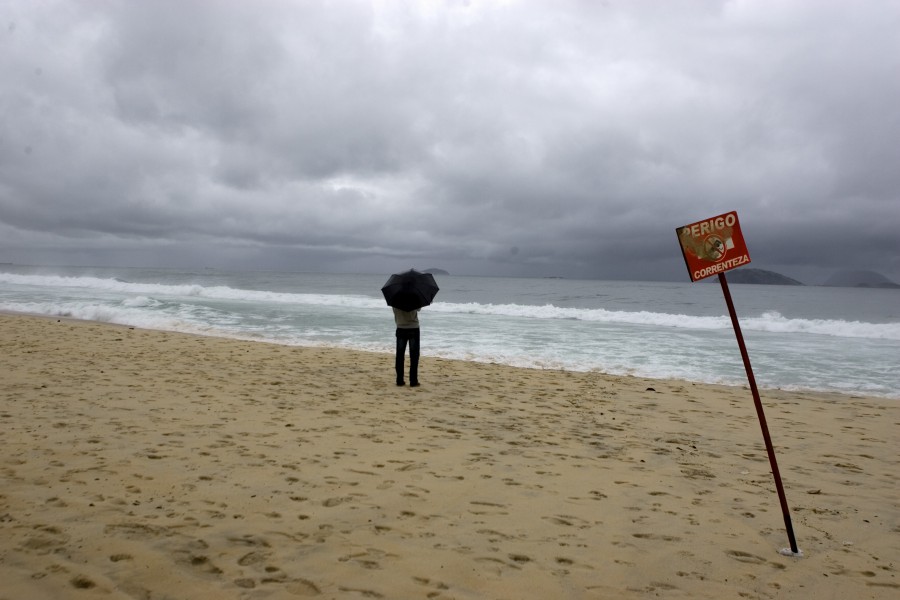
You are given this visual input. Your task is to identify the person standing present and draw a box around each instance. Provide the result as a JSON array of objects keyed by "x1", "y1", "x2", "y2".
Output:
[{"x1": 393, "y1": 307, "x2": 420, "y2": 387}]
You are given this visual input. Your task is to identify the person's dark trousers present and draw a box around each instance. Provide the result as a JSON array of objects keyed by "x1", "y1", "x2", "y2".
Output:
[{"x1": 395, "y1": 327, "x2": 420, "y2": 385}]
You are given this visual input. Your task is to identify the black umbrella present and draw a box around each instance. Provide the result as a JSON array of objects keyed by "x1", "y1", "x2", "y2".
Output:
[{"x1": 381, "y1": 269, "x2": 439, "y2": 312}]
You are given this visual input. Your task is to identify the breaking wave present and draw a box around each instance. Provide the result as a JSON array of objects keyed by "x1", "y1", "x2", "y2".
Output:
[{"x1": 1, "y1": 272, "x2": 898, "y2": 340}]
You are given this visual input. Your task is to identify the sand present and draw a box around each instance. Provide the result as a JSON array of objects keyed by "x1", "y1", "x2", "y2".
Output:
[{"x1": 0, "y1": 313, "x2": 897, "y2": 599}]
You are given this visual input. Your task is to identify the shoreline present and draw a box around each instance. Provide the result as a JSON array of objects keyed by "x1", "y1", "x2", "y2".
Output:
[
  {"x1": 2, "y1": 309, "x2": 891, "y2": 402},
  {"x1": 2, "y1": 312, "x2": 898, "y2": 598}
]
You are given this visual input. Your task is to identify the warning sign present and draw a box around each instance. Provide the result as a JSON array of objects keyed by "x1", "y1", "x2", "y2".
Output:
[{"x1": 676, "y1": 211, "x2": 751, "y2": 282}]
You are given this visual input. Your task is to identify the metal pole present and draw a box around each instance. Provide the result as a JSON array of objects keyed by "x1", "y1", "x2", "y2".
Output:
[{"x1": 718, "y1": 273, "x2": 799, "y2": 554}]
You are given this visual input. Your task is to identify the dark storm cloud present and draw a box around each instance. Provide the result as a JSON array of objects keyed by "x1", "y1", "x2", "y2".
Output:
[{"x1": 1, "y1": 0, "x2": 899, "y2": 282}]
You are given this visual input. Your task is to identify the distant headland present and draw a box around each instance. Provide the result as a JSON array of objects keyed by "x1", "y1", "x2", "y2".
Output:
[
  {"x1": 723, "y1": 267, "x2": 898, "y2": 288},
  {"x1": 822, "y1": 270, "x2": 899, "y2": 289},
  {"x1": 423, "y1": 268, "x2": 450, "y2": 276},
  {"x1": 726, "y1": 268, "x2": 804, "y2": 285}
]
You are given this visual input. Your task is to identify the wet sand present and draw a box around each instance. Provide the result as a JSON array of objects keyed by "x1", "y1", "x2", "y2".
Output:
[{"x1": 1, "y1": 313, "x2": 897, "y2": 599}]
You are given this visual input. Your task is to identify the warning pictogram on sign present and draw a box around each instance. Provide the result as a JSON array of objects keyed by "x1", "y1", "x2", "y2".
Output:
[{"x1": 676, "y1": 211, "x2": 751, "y2": 282}]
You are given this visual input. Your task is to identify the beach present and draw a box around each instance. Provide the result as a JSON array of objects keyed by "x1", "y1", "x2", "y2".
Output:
[{"x1": 1, "y1": 313, "x2": 897, "y2": 599}]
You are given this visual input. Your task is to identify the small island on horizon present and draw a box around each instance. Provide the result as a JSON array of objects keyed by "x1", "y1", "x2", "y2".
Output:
[
  {"x1": 725, "y1": 268, "x2": 804, "y2": 286},
  {"x1": 722, "y1": 267, "x2": 899, "y2": 288},
  {"x1": 822, "y1": 269, "x2": 900, "y2": 289}
]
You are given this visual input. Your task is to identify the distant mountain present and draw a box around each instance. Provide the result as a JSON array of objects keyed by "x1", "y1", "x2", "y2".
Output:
[
  {"x1": 423, "y1": 268, "x2": 450, "y2": 276},
  {"x1": 823, "y1": 270, "x2": 899, "y2": 288},
  {"x1": 725, "y1": 268, "x2": 804, "y2": 285}
]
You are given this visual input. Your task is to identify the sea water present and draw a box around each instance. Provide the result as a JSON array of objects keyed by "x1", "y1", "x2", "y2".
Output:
[{"x1": 1, "y1": 265, "x2": 898, "y2": 399}]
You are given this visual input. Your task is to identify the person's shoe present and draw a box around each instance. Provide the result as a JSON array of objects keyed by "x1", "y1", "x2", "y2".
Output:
[
  {"x1": 396, "y1": 380, "x2": 405, "y2": 386},
  {"x1": 410, "y1": 381, "x2": 420, "y2": 387}
]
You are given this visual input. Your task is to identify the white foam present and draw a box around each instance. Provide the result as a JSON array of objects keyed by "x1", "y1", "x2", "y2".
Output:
[
  {"x1": 2, "y1": 273, "x2": 898, "y2": 340},
  {"x1": 430, "y1": 302, "x2": 900, "y2": 340},
  {"x1": 3, "y1": 272, "x2": 899, "y2": 398}
]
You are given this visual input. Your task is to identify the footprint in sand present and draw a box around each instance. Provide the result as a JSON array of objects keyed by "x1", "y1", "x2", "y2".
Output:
[
  {"x1": 21, "y1": 525, "x2": 70, "y2": 554},
  {"x1": 633, "y1": 533, "x2": 682, "y2": 542},
  {"x1": 237, "y1": 551, "x2": 270, "y2": 566},
  {"x1": 284, "y1": 578, "x2": 322, "y2": 596},
  {"x1": 337, "y1": 586, "x2": 382, "y2": 598},
  {"x1": 322, "y1": 496, "x2": 353, "y2": 507},
  {"x1": 725, "y1": 549, "x2": 767, "y2": 564},
  {"x1": 109, "y1": 553, "x2": 133, "y2": 562},
  {"x1": 70, "y1": 575, "x2": 97, "y2": 589},
  {"x1": 104, "y1": 522, "x2": 171, "y2": 540}
]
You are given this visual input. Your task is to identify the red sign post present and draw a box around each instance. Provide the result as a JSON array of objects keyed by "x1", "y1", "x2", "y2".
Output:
[{"x1": 676, "y1": 211, "x2": 800, "y2": 556}]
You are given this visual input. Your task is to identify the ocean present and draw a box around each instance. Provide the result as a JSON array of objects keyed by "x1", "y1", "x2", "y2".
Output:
[{"x1": 1, "y1": 265, "x2": 898, "y2": 399}]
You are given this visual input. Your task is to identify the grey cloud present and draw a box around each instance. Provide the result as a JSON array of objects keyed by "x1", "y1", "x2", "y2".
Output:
[{"x1": 1, "y1": 0, "x2": 899, "y2": 282}]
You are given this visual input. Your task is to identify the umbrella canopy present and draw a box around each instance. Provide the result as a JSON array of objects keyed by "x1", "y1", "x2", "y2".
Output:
[{"x1": 381, "y1": 269, "x2": 439, "y2": 312}]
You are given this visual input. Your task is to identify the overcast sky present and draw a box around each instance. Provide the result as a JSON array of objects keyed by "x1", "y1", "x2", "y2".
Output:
[{"x1": 2, "y1": 0, "x2": 899, "y2": 283}]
